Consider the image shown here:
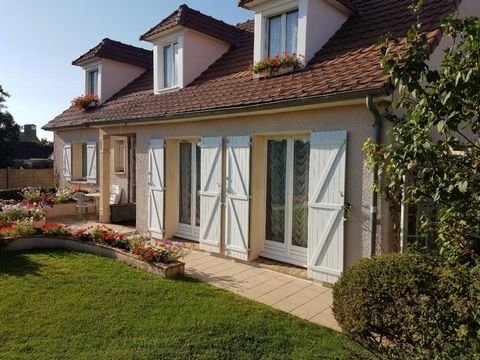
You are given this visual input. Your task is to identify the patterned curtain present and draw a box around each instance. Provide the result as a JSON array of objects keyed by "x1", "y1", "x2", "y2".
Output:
[
  {"x1": 292, "y1": 140, "x2": 310, "y2": 248},
  {"x1": 195, "y1": 144, "x2": 201, "y2": 227},
  {"x1": 265, "y1": 140, "x2": 287, "y2": 243},
  {"x1": 179, "y1": 143, "x2": 192, "y2": 224}
]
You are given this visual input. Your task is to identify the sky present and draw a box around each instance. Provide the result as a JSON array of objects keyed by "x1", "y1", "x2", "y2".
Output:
[{"x1": 0, "y1": 0, "x2": 253, "y2": 141}]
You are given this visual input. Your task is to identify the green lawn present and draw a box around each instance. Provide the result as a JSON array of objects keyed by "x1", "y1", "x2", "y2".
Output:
[{"x1": 0, "y1": 251, "x2": 353, "y2": 359}]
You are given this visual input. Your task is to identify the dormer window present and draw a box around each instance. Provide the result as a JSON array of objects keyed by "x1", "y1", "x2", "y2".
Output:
[
  {"x1": 268, "y1": 9, "x2": 299, "y2": 57},
  {"x1": 163, "y1": 42, "x2": 179, "y2": 89},
  {"x1": 87, "y1": 68, "x2": 99, "y2": 96}
]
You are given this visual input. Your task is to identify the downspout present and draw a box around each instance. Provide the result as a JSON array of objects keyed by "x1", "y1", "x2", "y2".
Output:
[{"x1": 366, "y1": 95, "x2": 383, "y2": 257}]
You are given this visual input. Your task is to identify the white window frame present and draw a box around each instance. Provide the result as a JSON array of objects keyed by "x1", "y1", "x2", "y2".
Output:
[
  {"x1": 112, "y1": 136, "x2": 127, "y2": 175},
  {"x1": 84, "y1": 63, "x2": 102, "y2": 98},
  {"x1": 266, "y1": 9, "x2": 299, "y2": 57},
  {"x1": 261, "y1": 134, "x2": 311, "y2": 267},
  {"x1": 153, "y1": 32, "x2": 184, "y2": 93}
]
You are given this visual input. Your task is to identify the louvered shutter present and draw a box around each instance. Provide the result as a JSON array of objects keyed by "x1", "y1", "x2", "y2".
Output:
[
  {"x1": 199, "y1": 137, "x2": 223, "y2": 253},
  {"x1": 225, "y1": 136, "x2": 250, "y2": 260},
  {"x1": 86, "y1": 141, "x2": 97, "y2": 184},
  {"x1": 63, "y1": 143, "x2": 72, "y2": 181},
  {"x1": 148, "y1": 139, "x2": 165, "y2": 239},
  {"x1": 307, "y1": 131, "x2": 347, "y2": 283}
]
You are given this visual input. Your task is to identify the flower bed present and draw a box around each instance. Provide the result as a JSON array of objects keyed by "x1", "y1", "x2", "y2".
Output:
[
  {"x1": 0, "y1": 224, "x2": 187, "y2": 278},
  {"x1": 72, "y1": 95, "x2": 98, "y2": 110},
  {"x1": 250, "y1": 53, "x2": 304, "y2": 78}
]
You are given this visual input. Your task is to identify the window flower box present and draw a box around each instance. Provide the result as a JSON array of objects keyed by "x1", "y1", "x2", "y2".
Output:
[
  {"x1": 72, "y1": 95, "x2": 99, "y2": 111},
  {"x1": 250, "y1": 54, "x2": 304, "y2": 79}
]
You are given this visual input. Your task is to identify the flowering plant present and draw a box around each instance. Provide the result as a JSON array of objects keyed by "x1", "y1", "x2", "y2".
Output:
[
  {"x1": 132, "y1": 240, "x2": 187, "y2": 264},
  {"x1": 250, "y1": 53, "x2": 304, "y2": 77},
  {"x1": 40, "y1": 223, "x2": 72, "y2": 237},
  {"x1": 22, "y1": 187, "x2": 43, "y2": 203},
  {"x1": 0, "y1": 221, "x2": 38, "y2": 238},
  {"x1": 76, "y1": 225, "x2": 130, "y2": 251},
  {"x1": 53, "y1": 188, "x2": 75, "y2": 204},
  {"x1": 0, "y1": 204, "x2": 46, "y2": 222},
  {"x1": 71, "y1": 94, "x2": 98, "y2": 111}
]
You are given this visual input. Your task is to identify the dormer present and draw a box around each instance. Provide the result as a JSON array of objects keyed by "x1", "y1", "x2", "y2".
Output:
[
  {"x1": 140, "y1": 4, "x2": 239, "y2": 94},
  {"x1": 72, "y1": 38, "x2": 152, "y2": 104},
  {"x1": 239, "y1": 0, "x2": 355, "y2": 64}
]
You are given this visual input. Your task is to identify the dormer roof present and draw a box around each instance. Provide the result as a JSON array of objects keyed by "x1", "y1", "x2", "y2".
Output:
[
  {"x1": 140, "y1": 4, "x2": 240, "y2": 45},
  {"x1": 72, "y1": 38, "x2": 153, "y2": 69},
  {"x1": 238, "y1": 0, "x2": 358, "y2": 14}
]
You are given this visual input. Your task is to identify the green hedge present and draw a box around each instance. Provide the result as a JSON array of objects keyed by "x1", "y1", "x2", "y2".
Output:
[
  {"x1": 333, "y1": 252, "x2": 480, "y2": 359},
  {"x1": 0, "y1": 187, "x2": 56, "y2": 201}
]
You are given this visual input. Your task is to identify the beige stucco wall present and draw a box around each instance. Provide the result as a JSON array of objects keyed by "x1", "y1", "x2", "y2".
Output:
[
  {"x1": 100, "y1": 59, "x2": 146, "y2": 103},
  {"x1": 99, "y1": 102, "x2": 392, "y2": 269},
  {"x1": 53, "y1": 128, "x2": 100, "y2": 192}
]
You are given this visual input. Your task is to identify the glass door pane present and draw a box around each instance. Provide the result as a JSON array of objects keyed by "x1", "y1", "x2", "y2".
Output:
[
  {"x1": 291, "y1": 139, "x2": 310, "y2": 248},
  {"x1": 265, "y1": 140, "x2": 287, "y2": 243},
  {"x1": 195, "y1": 143, "x2": 201, "y2": 227},
  {"x1": 179, "y1": 143, "x2": 192, "y2": 225}
]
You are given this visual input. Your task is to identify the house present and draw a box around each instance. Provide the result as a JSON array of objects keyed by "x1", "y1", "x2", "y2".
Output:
[
  {"x1": 43, "y1": 0, "x2": 478, "y2": 283},
  {"x1": 12, "y1": 124, "x2": 53, "y2": 168}
]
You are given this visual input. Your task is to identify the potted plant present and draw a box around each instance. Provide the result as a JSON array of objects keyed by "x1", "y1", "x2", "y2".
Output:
[
  {"x1": 250, "y1": 53, "x2": 305, "y2": 79},
  {"x1": 71, "y1": 94, "x2": 99, "y2": 111}
]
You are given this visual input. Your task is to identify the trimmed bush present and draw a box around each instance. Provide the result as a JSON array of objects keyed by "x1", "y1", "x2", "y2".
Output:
[{"x1": 333, "y1": 252, "x2": 480, "y2": 359}]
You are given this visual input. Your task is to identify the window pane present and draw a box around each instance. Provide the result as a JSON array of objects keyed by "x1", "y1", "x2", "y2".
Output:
[
  {"x1": 88, "y1": 70, "x2": 98, "y2": 96},
  {"x1": 195, "y1": 144, "x2": 201, "y2": 227},
  {"x1": 286, "y1": 10, "x2": 299, "y2": 55},
  {"x1": 82, "y1": 143, "x2": 87, "y2": 178},
  {"x1": 268, "y1": 15, "x2": 282, "y2": 57},
  {"x1": 173, "y1": 42, "x2": 179, "y2": 87},
  {"x1": 179, "y1": 143, "x2": 192, "y2": 225},
  {"x1": 265, "y1": 140, "x2": 287, "y2": 243},
  {"x1": 291, "y1": 139, "x2": 309, "y2": 248},
  {"x1": 163, "y1": 44, "x2": 173, "y2": 88}
]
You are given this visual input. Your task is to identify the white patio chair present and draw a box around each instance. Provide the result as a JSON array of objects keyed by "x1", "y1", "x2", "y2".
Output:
[{"x1": 72, "y1": 192, "x2": 95, "y2": 220}]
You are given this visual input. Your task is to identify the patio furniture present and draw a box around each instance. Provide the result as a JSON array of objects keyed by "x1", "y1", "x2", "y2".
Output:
[
  {"x1": 73, "y1": 192, "x2": 95, "y2": 220},
  {"x1": 85, "y1": 192, "x2": 100, "y2": 214},
  {"x1": 110, "y1": 185, "x2": 121, "y2": 205}
]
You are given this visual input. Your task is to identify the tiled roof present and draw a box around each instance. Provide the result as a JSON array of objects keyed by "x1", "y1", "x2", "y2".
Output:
[
  {"x1": 72, "y1": 38, "x2": 152, "y2": 69},
  {"x1": 44, "y1": 0, "x2": 458, "y2": 130},
  {"x1": 238, "y1": 0, "x2": 358, "y2": 13},
  {"x1": 140, "y1": 4, "x2": 240, "y2": 45}
]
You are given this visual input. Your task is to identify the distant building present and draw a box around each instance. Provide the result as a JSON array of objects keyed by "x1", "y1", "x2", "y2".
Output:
[
  {"x1": 19, "y1": 124, "x2": 40, "y2": 142},
  {"x1": 12, "y1": 124, "x2": 53, "y2": 168}
]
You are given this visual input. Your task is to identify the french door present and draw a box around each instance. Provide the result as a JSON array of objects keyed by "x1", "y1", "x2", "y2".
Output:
[
  {"x1": 176, "y1": 141, "x2": 201, "y2": 241},
  {"x1": 263, "y1": 137, "x2": 310, "y2": 266}
]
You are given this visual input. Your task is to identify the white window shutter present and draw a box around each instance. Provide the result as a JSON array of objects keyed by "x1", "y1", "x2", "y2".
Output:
[
  {"x1": 148, "y1": 139, "x2": 165, "y2": 239},
  {"x1": 63, "y1": 143, "x2": 72, "y2": 181},
  {"x1": 86, "y1": 141, "x2": 97, "y2": 184},
  {"x1": 199, "y1": 137, "x2": 223, "y2": 253},
  {"x1": 225, "y1": 136, "x2": 250, "y2": 261},
  {"x1": 307, "y1": 131, "x2": 347, "y2": 283}
]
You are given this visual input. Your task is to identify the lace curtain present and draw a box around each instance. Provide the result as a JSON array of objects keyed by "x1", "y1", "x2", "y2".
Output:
[
  {"x1": 265, "y1": 140, "x2": 287, "y2": 243},
  {"x1": 292, "y1": 140, "x2": 309, "y2": 248},
  {"x1": 179, "y1": 143, "x2": 192, "y2": 224}
]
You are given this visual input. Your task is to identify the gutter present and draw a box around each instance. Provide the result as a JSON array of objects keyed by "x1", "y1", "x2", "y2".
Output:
[
  {"x1": 366, "y1": 94, "x2": 383, "y2": 258},
  {"x1": 43, "y1": 87, "x2": 387, "y2": 131}
]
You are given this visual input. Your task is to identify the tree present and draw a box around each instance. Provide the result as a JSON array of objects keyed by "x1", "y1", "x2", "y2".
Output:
[
  {"x1": 0, "y1": 85, "x2": 20, "y2": 167},
  {"x1": 364, "y1": 5, "x2": 480, "y2": 263}
]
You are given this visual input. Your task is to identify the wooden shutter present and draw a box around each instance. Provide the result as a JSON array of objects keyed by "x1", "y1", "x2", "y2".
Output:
[
  {"x1": 199, "y1": 137, "x2": 223, "y2": 253},
  {"x1": 225, "y1": 136, "x2": 250, "y2": 261},
  {"x1": 307, "y1": 131, "x2": 347, "y2": 283},
  {"x1": 86, "y1": 141, "x2": 97, "y2": 184},
  {"x1": 63, "y1": 143, "x2": 72, "y2": 181},
  {"x1": 148, "y1": 139, "x2": 165, "y2": 239}
]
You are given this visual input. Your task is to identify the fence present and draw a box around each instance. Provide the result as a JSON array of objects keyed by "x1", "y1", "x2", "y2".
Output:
[{"x1": 0, "y1": 168, "x2": 54, "y2": 189}]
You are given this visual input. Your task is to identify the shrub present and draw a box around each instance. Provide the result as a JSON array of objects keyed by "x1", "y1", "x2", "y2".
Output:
[
  {"x1": 132, "y1": 240, "x2": 187, "y2": 264},
  {"x1": 333, "y1": 252, "x2": 480, "y2": 359}
]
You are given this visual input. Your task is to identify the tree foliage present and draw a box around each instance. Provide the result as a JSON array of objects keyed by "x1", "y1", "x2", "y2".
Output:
[
  {"x1": 0, "y1": 85, "x2": 20, "y2": 167},
  {"x1": 364, "y1": 6, "x2": 480, "y2": 262}
]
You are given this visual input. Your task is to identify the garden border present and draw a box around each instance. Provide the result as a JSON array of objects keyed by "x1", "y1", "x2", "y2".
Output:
[{"x1": 0, "y1": 237, "x2": 185, "y2": 279}]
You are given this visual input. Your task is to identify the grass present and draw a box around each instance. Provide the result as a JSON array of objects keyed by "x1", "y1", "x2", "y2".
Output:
[{"x1": 0, "y1": 250, "x2": 355, "y2": 359}]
